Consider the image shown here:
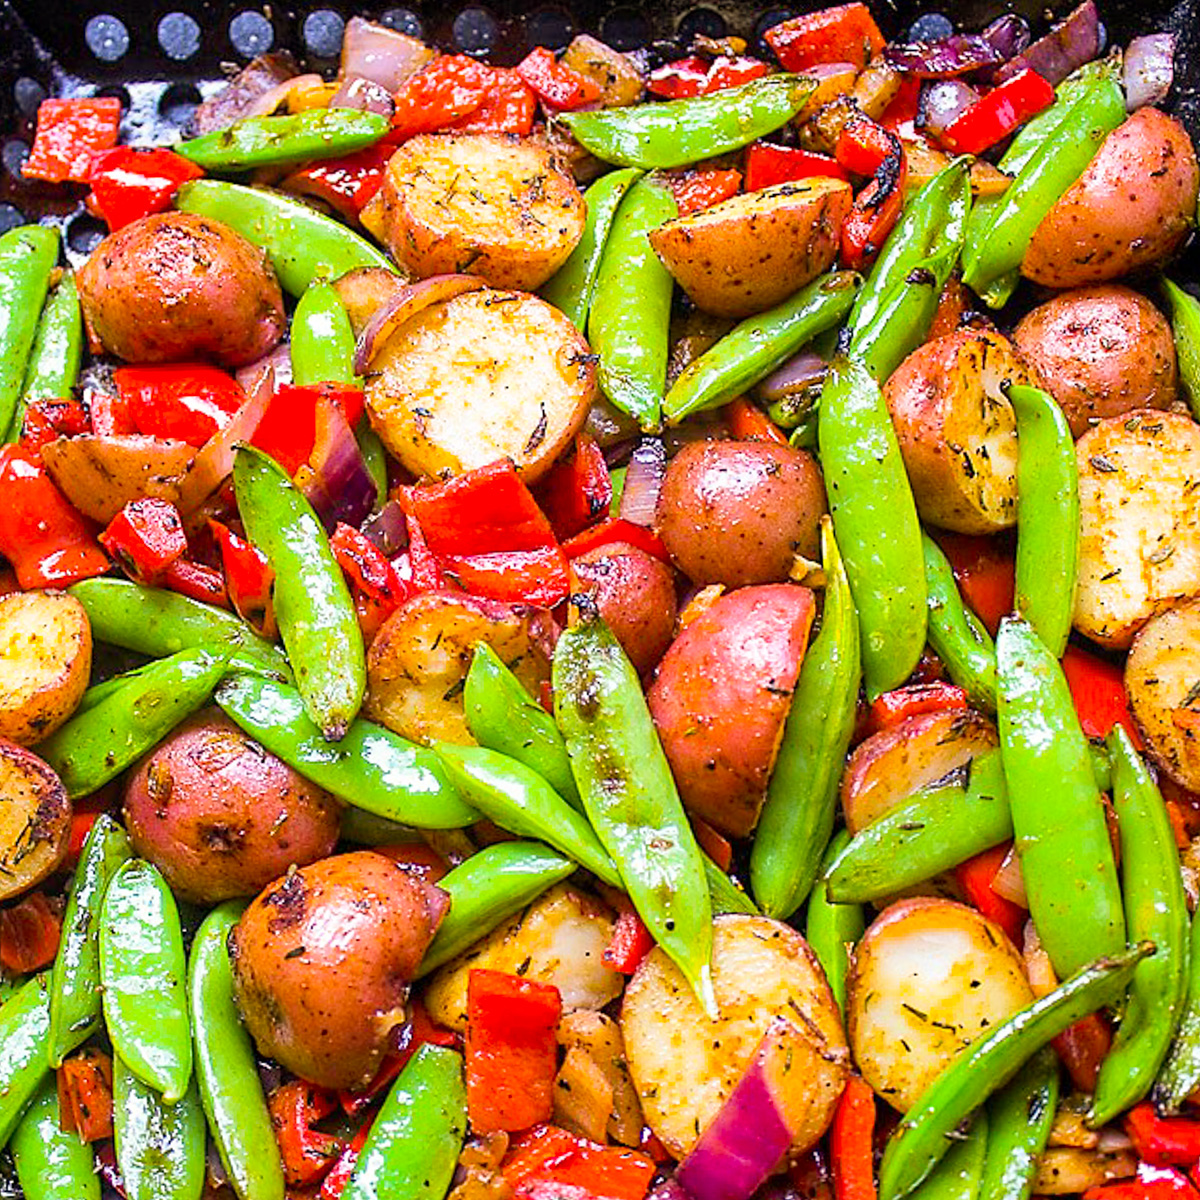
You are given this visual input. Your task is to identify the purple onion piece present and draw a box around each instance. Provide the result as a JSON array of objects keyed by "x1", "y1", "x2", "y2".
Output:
[
  {"x1": 885, "y1": 12, "x2": 1030, "y2": 79},
  {"x1": 994, "y1": 0, "x2": 1101, "y2": 86},
  {"x1": 1124, "y1": 34, "x2": 1175, "y2": 111},
  {"x1": 330, "y1": 74, "x2": 395, "y2": 117},
  {"x1": 303, "y1": 401, "x2": 377, "y2": 533},
  {"x1": 754, "y1": 351, "x2": 827, "y2": 406},
  {"x1": 361, "y1": 499, "x2": 409, "y2": 556},
  {"x1": 340, "y1": 15, "x2": 436, "y2": 92},
  {"x1": 619, "y1": 438, "x2": 666, "y2": 528},
  {"x1": 193, "y1": 52, "x2": 300, "y2": 133},
  {"x1": 918, "y1": 78, "x2": 981, "y2": 137}
]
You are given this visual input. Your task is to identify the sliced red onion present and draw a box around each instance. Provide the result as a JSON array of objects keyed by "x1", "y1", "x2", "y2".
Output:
[
  {"x1": 340, "y1": 16, "x2": 436, "y2": 92},
  {"x1": 1124, "y1": 34, "x2": 1175, "y2": 111},
  {"x1": 362, "y1": 499, "x2": 409, "y2": 556},
  {"x1": 355, "y1": 275, "x2": 488, "y2": 374},
  {"x1": 619, "y1": 438, "x2": 666, "y2": 528},
  {"x1": 918, "y1": 79, "x2": 981, "y2": 138},
  {"x1": 330, "y1": 74, "x2": 395, "y2": 117},
  {"x1": 884, "y1": 15, "x2": 1029, "y2": 79},
  {"x1": 990, "y1": 843, "x2": 1028, "y2": 908},
  {"x1": 194, "y1": 52, "x2": 301, "y2": 133},
  {"x1": 585, "y1": 396, "x2": 640, "y2": 449},
  {"x1": 302, "y1": 399, "x2": 378, "y2": 532},
  {"x1": 995, "y1": 1, "x2": 1101, "y2": 86},
  {"x1": 754, "y1": 351, "x2": 827, "y2": 406},
  {"x1": 649, "y1": 1181, "x2": 694, "y2": 1200},
  {"x1": 235, "y1": 341, "x2": 292, "y2": 398}
]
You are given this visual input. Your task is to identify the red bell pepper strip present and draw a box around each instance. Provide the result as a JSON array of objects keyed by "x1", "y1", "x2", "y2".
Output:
[
  {"x1": 88, "y1": 146, "x2": 204, "y2": 231},
  {"x1": 1125, "y1": 1104, "x2": 1200, "y2": 1168},
  {"x1": 443, "y1": 548, "x2": 571, "y2": 609},
  {"x1": 879, "y1": 76, "x2": 922, "y2": 134},
  {"x1": 19, "y1": 396, "x2": 91, "y2": 450},
  {"x1": 269, "y1": 1080, "x2": 345, "y2": 1188},
  {"x1": 100, "y1": 498, "x2": 188, "y2": 585},
  {"x1": 318, "y1": 1116, "x2": 374, "y2": 1200},
  {"x1": 503, "y1": 1125, "x2": 656, "y2": 1200},
  {"x1": 114, "y1": 363, "x2": 245, "y2": 448},
  {"x1": 283, "y1": 144, "x2": 391, "y2": 224},
  {"x1": 563, "y1": 517, "x2": 670, "y2": 565},
  {"x1": 516, "y1": 47, "x2": 602, "y2": 110},
  {"x1": 707, "y1": 56, "x2": 771, "y2": 91},
  {"x1": 449, "y1": 68, "x2": 536, "y2": 137},
  {"x1": 725, "y1": 397, "x2": 789, "y2": 444},
  {"x1": 691, "y1": 814, "x2": 734, "y2": 872},
  {"x1": 744, "y1": 143, "x2": 850, "y2": 191},
  {"x1": 250, "y1": 384, "x2": 365, "y2": 477},
  {"x1": 162, "y1": 558, "x2": 230, "y2": 610},
  {"x1": 940, "y1": 70, "x2": 1055, "y2": 155},
  {"x1": 466, "y1": 969, "x2": 563, "y2": 1135},
  {"x1": 932, "y1": 532, "x2": 1015, "y2": 636},
  {"x1": 22, "y1": 97, "x2": 122, "y2": 184},
  {"x1": 953, "y1": 843, "x2": 1027, "y2": 946},
  {"x1": 0, "y1": 891, "x2": 61, "y2": 974},
  {"x1": 57, "y1": 1049, "x2": 115, "y2": 1143},
  {"x1": 330, "y1": 521, "x2": 410, "y2": 642},
  {"x1": 1084, "y1": 1163, "x2": 1200, "y2": 1200},
  {"x1": 209, "y1": 519, "x2": 277, "y2": 640},
  {"x1": 401, "y1": 512, "x2": 445, "y2": 594},
  {"x1": 927, "y1": 275, "x2": 969, "y2": 341},
  {"x1": 1061, "y1": 645, "x2": 1142, "y2": 749},
  {"x1": 647, "y1": 57, "x2": 711, "y2": 99},
  {"x1": 830, "y1": 1076, "x2": 877, "y2": 1200},
  {"x1": 86, "y1": 389, "x2": 136, "y2": 437},
  {"x1": 836, "y1": 117, "x2": 907, "y2": 270},
  {"x1": 390, "y1": 56, "x2": 495, "y2": 140},
  {"x1": 865, "y1": 681, "x2": 969, "y2": 736},
  {"x1": 536, "y1": 434, "x2": 613, "y2": 542},
  {"x1": 765, "y1": 3, "x2": 885, "y2": 72},
  {"x1": 666, "y1": 167, "x2": 743, "y2": 216},
  {"x1": 603, "y1": 905, "x2": 655, "y2": 974},
  {"x1": 0, "y1": 446, "x2": 110, "y2": 589}
]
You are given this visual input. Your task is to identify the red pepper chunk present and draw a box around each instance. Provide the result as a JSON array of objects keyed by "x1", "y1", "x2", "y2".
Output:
[
  {"x1": 517, "y1": 47, "x2": 602, "y2": 110},
  {"x1": 162, "y1": 558, "x2": 230, "y2": 609},
  {"x1": 940, "y1": 70, "x2": 1055, "y2": 155},
  {"x1": 390, "y1": 56, "x2": 495, "y2": 140},
  {"x1": 283, "y1": 144, "x2": 392, "y2": 223},
  {"x1": 88, "y1": 146, "x2": 204, "y2": 230},
  {"x1": 451, "y1": 68, "x2": 537, "y2": 136},
  {"x1": 251, "y1": 384, "x2": 365, "y2": 477},
  {"x1": 318, "y1": 1116, "x2": 375, "y2": 1200},
  {"x1": 1125, "y1": 1104, "x2": 1200, "y2": 1167},
  {"x1": 114, "y1": 363, "x2": 245, "y2": 448},
  {"x1": 19, "y1": 396, "x2": 91, "y2": 450},
  {"x1": 953, "y1": 843, "x2": 1027, "y2": 947},
  {"x1": 604, "y1": 905, "x2": 655, "y2": 974},
  {"x1": 269, "y1": 1080, "x2": 345, "y2": 1188},
  {"x1": 57, "y1": 1049, "x2": 115, "y2": 1143},
  {"x1": 0, "y1": 891, "x2": 61, "y2": 973},
  {"x1": 648, "y1": 57, "x2": 712, "y2": 99},
  {"x1": 101, "y1": 498, "x2": 188, "y2": 584},
  {"x1": 563, "y1": 518, "x2": 670, "y2": 565},
  {"x1": 537, "y1": 434, "x2": 613, "y2": 541},
  {"x1": 1061, "y1": 645, "x2": 1142, "y2": 749},
  {"x1": 744, "y1": 143, "x2": 850, "y2": 191},
  {"x1": 666, "y1": 167, "x2": 743, "y2": 215},
  {"x1": 725, "y1": 397, "x2": 789, "y2": 444},
  {"x1": 23, "y1": 97, "x2": 122, "y2": 184},
  {"x1": 866, "y1": 681, "x2": 969, "y2": 736},
  {"x1": 836, "y1": 117, "x2": 907, "y2": 270},
  {"x1": 466, "y1": 969, "x2": 563, "y2": 1134},
  {"x1": 209, "y1": 520, "x2": 277, "y2": 640},
  {"x1": 931, "y1": 532, "x2": 1015, "y2": 636},
  {"x1": 765, "y1": 3, "x2": 885, "y2": 72},
  {"x1": 830, "y1": 1076, "x2": 877, "y2": 1200},
  {"x1": 1084, "y1": 1163, "x2": 1200, "y2": 1200},
  {"x1": 706, "y1": 56, "x2": 771, "y2": 91},
  {"x1": 503, "y1": 1124, "x2": 656, "y2": 1200}
]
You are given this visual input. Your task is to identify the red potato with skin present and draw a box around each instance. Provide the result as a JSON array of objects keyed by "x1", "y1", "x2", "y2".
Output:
[{"x1": 648, "y1": 584, "x2": 816, "y2": 838}]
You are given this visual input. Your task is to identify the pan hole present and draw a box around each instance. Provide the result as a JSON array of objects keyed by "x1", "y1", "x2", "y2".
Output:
[
  {"x1": 526, "y1": 8, "x2": 575, "y2": 50},
  {"x1": 677, "y1": 8, "x2": 727, "y2": 43},
  {"x1": 230, "y1": 11, "x2": 275, "y2": 57},
  {"x1": 453, "y1": 8, "x2": 500, "y2": 56},
  {"x1": 14, "y1": 78, "x2": 46, "y2": 118},
  {"x1": 158, "y1": 12, "x2": 201, "y2": 60},
  {"x1": 753, "y1": 9, "x2": 794, "y2": 56},
  {"x1": 0, "y1": 206, "x2": 24, "y2": 235},
  {"x1": 85, "y1": 14, "x2": 130, "y2": 62},
  {"x1": 159, "y1": 83, "x2": 202, "y2": 127},
  {"x1": 600, "y1": 8, "x2": 653, "y2": 50},
  {"x1": 67, "y1": 215, "x2": 107, "y2": 258},
  {"x1": 906, "y1": 13, "x2": 953, "y2": 40},
  {"x1": 304, "y1": 10, "x2": 345, "y2": 59},
  {"x1": 2, "y1": 140, "x2": 29, "y2": 180},
  {"x1": 380, "y1": 8, "x2": 423, "y2": 38}
]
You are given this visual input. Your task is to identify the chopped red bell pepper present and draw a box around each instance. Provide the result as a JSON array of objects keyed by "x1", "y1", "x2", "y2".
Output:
[
  {"x1": 283, "y1": 143, "x2": 391, "y2": 224},
  {"x1": 114, "y1": 363, "x2": 245, "y2": 448},
  {"x1": 516, "y1": 47, "x2": 602, "y2": 110},
  {"x1": 1056, "y1": 1013, "x2": 1113, "y2": 1094},
  {"x1": 66, "y1": 793, "x2": 116, "y2": 869},
  {"x1": 830, "y1": 1076, "x2": 876, "y2": 1200},
  {"x1": 603, "y1": 904, "x2": 655, "y2": 974},
  {"x1": 162, "y1": 557, "x2": 230, "y2": 609},
  {"x1": 647, "y1": 56, "x2": 711, "y2": 99},
  {"x1": 86, "y1": 389, "x2": 135, "y2": 437},
  {"x1": 932, "y1": 532, "x2": 1015, "y2": 636},
  {"x1": 390, "y1": 56, "x2": 495, "y2": 140},
  {"x1": 744, "y1": 143, "x2": 850, "y2": 191},
  {"x1": 57, "y1": 1049, "x2": 115, "y2": 1143},
  {"x1": 1061, "y1": 645, "x2": 1142, "y2": 749},
  {"x1": 835, "y1": 117, "x2": 896, "y2": 178},
  {"x1": 1125, "y1": 1104, "x2": 1200, "y2": 1168},
  {"x1": 725, "y1": 396, "x2": 789, "y2": 444},
  {"x1": 330, "y1": 522, "x2": 409, "y2": 642},
  {"x1": 927, "y1": 275, "x2": 969, "y2": 341},
  {"x1": 665, "y1": 167, "x2": 743, "y2": 215},
  {"x1": 765, "y1": 4, "x2": 885, "y2": 72},
  {"x1": 401, "y1": 511, "x2": 445, "y2": 594},
  {"x1": 23, "y1": 97, "x2": 122, "y2": 185},
  {"x1": 879, "y1": 76, "x2": 922, "y2": 134},
  {"x1": 20, "y1": 396, "x2": 91, "y2": 450},
  {"x1": 0, "y1": 891, "x2": 61, "y2": 973},
  {"x1": 269, "y1": 1080, "x2": 345, "y2": 1189},
  {"x1": 707, "y1": 56, "x2": 771, "y2": 91},
  {"x1": 88, "y1": 146, "x2": 204, "y2": 231},
  {"x1": 562, "y1": 518, "x2": 670, "y2": 565},
  {"x1": 250, "y1": 384, "x2": 365, "y2": 477},
  {"x1": 209, "y1": 519, "x2": 277, "y2": 640},
  {"x1": 953, "y1": 843, "x2": 1027, "y2": 946},
  {"x1": 444, "y1": 547, "x2": 572, "y2": 608},
  {"x1": 466, "y1": 969, "x2": 563, "y2": 1135},
  {"x1": 866, "y1": 681, "x2": 969, "y2": 736},
  {"x1": 691, "y1": 814, "x2": 733, "y2": 871},
  {"x1": 0, "y1": 446, "x2": 110, "y2": 589},
  {"x1": 449, "y1": 68, "x2": 536, "y2": 137},
  {"x1": 836, "y1": 117, "x2": 907, "y2": 270},
  {"x1": 503, "y1": 1124, "x2": 656, "y2": 1200},
  {"x1": 318, "y1": 1115, "x2": 375, "y2": 1200},
  {"x1": 100, "y1": 498, "x2": 188, "y2": 585},
  {"x1": 1084, "y1": 1163, "x2": 1200, "y2": 1200},
  {"x1": 940, "y1": 70, "x2": 1055, "y2": 155},
  {"x1": 537, "y1": 434, "x2": 613, "y2": 542}
]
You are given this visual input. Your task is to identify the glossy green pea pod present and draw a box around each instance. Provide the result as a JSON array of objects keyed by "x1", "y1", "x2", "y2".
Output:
[
  {"x1": 176, "y1": 179, "x2": 396, "y2": 297},
  {"x1": 1155, "y1": 906, "x2": 1200, "y2": 1111},
  {"x1": 48, "y1": 814, "x2": 133, "y2": 1066},
  {"x1": 233, "y1": 444, "x2": 365, "y2": 740},
  {"x1": 10, "y1": 270, "x2": 82, "y2": 442},
  {"x1": 805, "y1": 831, "x2": 864, "y2": 1015},
  {"x1": 0, "y1": 973, "x2": 52, "y2": 1148},
  {"x1": 663, "y1": 270, "x2": 860, "y2": 423},
  {"x1": 291, "y1": 280, "x2": 359, "y2": 387},
  {"x1": 909, "y1": 1112, "x2": 988, "y2": 1200},
  {"x1": 1161, "y1": 278, "x2": 1200, "y2": 421},
  {"x1": 215, "y1": 673, "x2": 476, "y2": 828},
  {"x1": 37, "y1": 647, "x2": 227, "y2": 798},
  {"x1": 344, "y1": 1044, "x2": 466, "y2": 1200},
  {"x1": 819, "y1": 357, "x2": 926, "y2": 699},
  {"x1": 189, "y1": 902, "x2": 284, "y2": 1200},
  {"x1": 465, "y1": 642, "x2": 581, "y2": 810},
  {"x1": 11, "y1": 1074, "x2": 99, "y2": 1200},
  {"x1": 562, "y1": 75, "x2": 816, "y2": 169},
  {"x1": 923, "y1": 534, "x2": 997, "y2": 712},
  {"x1": 979, "y1": 1048, "x2": 1058, "y2": 1200},
  {"x1": 751, "y1": 517, "x2": 860, "y2": 918},
  {"x1": 542, "y1": 167, "x2": 643, "y2": 329},
  {"x1": 706, "y1": 859, "x2": 758, "y2": 915},
  {"x1": 100, "y1": 859, "x2": 192, "y2": 1102},
  {"x1": 0, "y1": 225, "x2": 59, "y2": 438},
  {"x1": 113, "y1": 1055, "x2": 205, "y2": 1200}
]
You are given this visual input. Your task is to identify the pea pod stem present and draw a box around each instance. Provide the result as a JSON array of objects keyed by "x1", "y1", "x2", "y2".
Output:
[
  {"x1": 11, "y1": 1074, "x2": 99, "y2": 1200},
  {"x1": 804, "y1": 830, "x2": 864, "y2": 1015},
  {"x1": 978, "y1": 1047, "x2": 1058, "y2": 1200},
  {"x1": 923, "y1": 534, "x2": 997, "y2": 711},
  {"x1": 0, "y1": 225, "x2": 59, "y2": 439},
  {"x1": 11, "y1": 270, "x2": 82, "y2": 442}
]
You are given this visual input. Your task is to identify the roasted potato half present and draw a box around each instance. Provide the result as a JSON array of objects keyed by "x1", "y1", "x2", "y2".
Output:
[
  {"x1": 0, "y1": 740, "x2": 71, "y2": 901},
  {"x1": 333, "y1": 266, "x2": 409, "y2": 336}
]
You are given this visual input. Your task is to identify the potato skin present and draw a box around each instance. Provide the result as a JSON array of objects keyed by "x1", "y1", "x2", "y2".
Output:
[
  {"x1": 230, "y1": 851, "x2": 448, "y2": 1089},
  {"x1": 1013, "y1": 286, "x2": 1177, "y2": 438},
  {"x1": 0, "y1": 739, "x2": 71, "y2": 901},
  {"x1": 1023, "y1": 108, "x2": 1200, "y2": 288},
  {"x1": 77, "y1": 212, "x2": 285, "y2": 367},
  {"x1": 123, "y1": 711, "x2": 341, "y2": 904},
  {"x1": 656, "y1": 441, "x2": 827, "y2": 587}
]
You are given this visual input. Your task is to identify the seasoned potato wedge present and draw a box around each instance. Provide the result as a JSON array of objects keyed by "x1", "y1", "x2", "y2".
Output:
[
  {"x1": 333, "y1": 266, "x2": 409, "y2": 336},
  {"x1": 1074, "y1": 410, "x2": 1200, "y2": 649},
  {"x1": 559, "y1": 35, "x2": 645, "y2": 107},
  {"x1": 379, "y1": 134, "x2": 586, "y2": 292},
  {"x1": 648, "y1": 180, "x2": 852, "y2": 318},
  {"x1": 1031, "y1": 1148, "x2": 1138, "y2": 1195},
  {"x1": 621, "y1": 914, "x2": 848, "y2": 1159},
  {"x1": 883, "y1": 330, "x2": 1029, "y2": 535},
  {"x1": 0, "y1": 591, "x2": 91, "y2": 746},
  {"x1": 365, "y1": 289, "x2": 596, "y2": 483},
  {"x1": 0, "y1": 740, "x2": 71, "y2": 901},
  {"x1": 366, "y1": 591, "x2": 551, "y2": 745},
  {"x1": 557, "y1": 1011, "x2": 643, "y2": 1146},
  {"x1": 424, "y1": 884, "x2": 622, "y2": 1030}
]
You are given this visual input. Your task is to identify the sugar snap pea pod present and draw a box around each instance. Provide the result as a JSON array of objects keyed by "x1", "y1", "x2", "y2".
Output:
[
  {"x1": 48, "y1": 814, "x2": 132, "y2": 1066},
  {"x1": 0, "y1": 973, "x2": 52, "y2": 1147},
  {"x1": 176, "y1": 179, "x2": 396, "y2": 297},
  {"x1": 114, "y1": 1056, "x2": 205, "y2": 1200},
  {"x1": 542, "y1": 167, "x2": 642, "y2": 328},
  {"x1": 996, "y1": 616, "x2": 1125, "y2": 980},
  {"x1": 100, "y1": 859, "x2": 192, "y2": 1102},
  {"x1": 924, "y1": 534, "x2": 997, "y2": 712},
  {"x1": 1155, "y1": 906, "x2": 1200, "y2": 1111},
  {"x1": 819, "y1": 357, "x2": 926, "y2": 699},
  {"x1": 344, "y1": 1044, "x2": 466, "y2": 1200},
  {"x1": 11, "y1": 1074, "x2": 98, "y2": 1200},
  {"x1": 664, "y1": 270, "x2": 860, "y2": 423},
  {"x1": 562, "y1": 75, "x2": 816, "y2": 169},
  {"x1": 10, "y1": 270, "x2": 82, "y2": 441},
  {"x1": 588, "y1": 176, "x2": 677, "y2": 431},
  {"x1": 0, "y1": 225, "x2": 58, "y2": 438},
  {"x1": 751, "y1": 516, "x2": 860, "y2": 918},
  {"x1": 805, "y1": 831, "x2": 864, "y2": 1014},
  {"x1": 233, "y1": 444, "x2": 365, "y2": 740},
  {"x1": 215, "y1": 673, "x2": 476, "y2": 828},
  {"x1": 1091, "y1": 725, "x2": 1190, "y2": 1125},
  {"x1": 1090, "y1": 741, "x2": 1112, "y2": 794},
  {"x1": 879, "y1": 942, "x2": 1151, "y2": 1200},
  {"x1": 292, "y1": 280, "x2": 359, "y2": 386},
  {"x1": 1162, "y1": 278, "x2": 1200, "y2": 421},
  {"x1": 706, "y1": 859, "x2": 758, "y2": 915},
  {"x1": 848, "y1": 256, "x2": 944, "y2": 384},
  {"x1": 910, "y1": 1112, "x2": 988, "y2": 1200},
  {"x1": 190, "y1": 902, "x2": 284, "y2": 1200},
  {"x1": 978, "y1": 1047, "x2": 1058, "y2": 1200},
  {"x1": 38, "y1": 647, "x2": 227, "y2": 798},
  {"x1": 465, "y1": 642, "x2": 581, "y2": 811},
  {"x1": 554, "y1": 610, "x2": 716, "y2": 1015}
]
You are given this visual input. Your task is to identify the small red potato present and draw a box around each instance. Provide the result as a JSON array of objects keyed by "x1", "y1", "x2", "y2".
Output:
[
  {"x1": 230, "y1": 850, "x2": 448, "y2": 1089},
  {"x1": 123, "y1": 710, "x2": 341, "y2": 904},
  {"x1": 0, "y1": 740, "x2": 70, "y2": 901},
  {"x1": 656, "y1": 441, "x2": 827, "y2": 587},
  {"x1": 648, "y1": 584, "x2": 815, "y2": 838}
]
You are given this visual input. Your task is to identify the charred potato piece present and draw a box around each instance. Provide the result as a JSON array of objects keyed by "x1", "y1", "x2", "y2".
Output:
[
  {"x1": 1031, "y1": 1149, "x2": 1139, "y2": 1195},
  {"x1": 559, "y1": 36, "x2": 645, "y2": 107},
  {"x1": 0, "y1": 740, "x2": 71, "y2": 901}
]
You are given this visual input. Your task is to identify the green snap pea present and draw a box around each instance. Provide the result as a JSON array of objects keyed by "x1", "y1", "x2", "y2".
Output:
[
  {"x1": 0, "y1": 225, "x2": 58, "y2": 439},
  {"x1": 100, "y1": 859, "x2": 192, "y2": 1102},
  {"x1": 706, "y1": 860, "x2": 758, "y2": 915},
  {"x1": 176, "y1": 179, "x2": 396, "y2": 297},
  {"x1": 663, "y1": 269, "x2": 860, "y2": 424},
  {"x1": 879, "y1": 942, "x2": 1150, "y2": 1200},
  {"x1": 1162, "y1": 278, "x2": 1200, "y2": 421},
  {"x1": 996, "y1": 616, "x2": 1125, "y2": 980},
  {"x1": 804, "y1": 831, "x2": 864, "y2": 1015},
  {"x1": 0, "y1": 973, "x2": 52, "y2": 1148},
  {"x1": 751, "y1": 517, "x2": 860, "y2": 918},
  {"x1": 344, "y1": 1044, "x2": 466, "y2": 1200},
  {"x1": 38, "y1": 647, "x2": 227, "y2": 798},
  {"x1": 233, "y1": 444, "x2": 365, "y2": 740},
  {"x1": 819, "y1": 357, "x2": 927, "y2": 699},
  {"x1": 291, "y1": 280, "x2": 359, "y2": 386},
  {"x1": 846, "y1": 254, "x2": 944, "y2": 385},
  {"x1": 216, "y1": 673, "x2": 476, "y2": 828},
  {"x1": 923, "y1": 534, "x2": 997, "y2": 711},
  {"x1": 113, "y1": 1055, "x2": 205, "y2": 1200},
  {"x1": 554, "y1": 610, "x2": 716, "y2": 1015},
  {"x1": 562, "y1": 75, "x2": 816, "y2": 169},
  {"x1": 11, "y1": 270, "x2": 82, "y2": 441},
  {"x1": 176, "y1": 109, "x2": 388, "y2": 173},
  {"x1": 979, "y1": 1048, "x2": 1058, "y2": 1200},
  {"x1": 1155, "y1": 906, "x2": 1200, "y2": 1111},
  {"x1": 465, "y1": 642, "x2": 581, "y2": 811},
  {"x1": 48, "y1": 814, "x2": 132, "y2": 1067},
  {"x1": 1090, "y1": 741, "x2": 1113, "y2": 794},
  {"x1": 1091, "y1": 726, "x2": 1190, "y2": 1125},
  {"x1": 542, "y1": 167, "x2": 643, "y2": 329},
  {"x1": 910, "y1": 1112, "x2": 988, "y2": 1200},
  {"x1": 11, "y1": 1074, "x2": 98, "y2": 1200},
  {"x1": 189, "y1": 903, "x2": 284, "y2": 1200},
  {"x1": 587, "y1": 176, "x2": 677, "y2": 431}
]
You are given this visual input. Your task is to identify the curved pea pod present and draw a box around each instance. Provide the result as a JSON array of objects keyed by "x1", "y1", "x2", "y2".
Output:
[
  {"x1": 1161, "y1": 278, "x2": 1200, "y2": 421},
  {"x1": 705, "y1": 858, "x2": 758, "y2": 915},
  {"x1": 819, "y1": 356, "x2": 926, "y2": 699},
  {"x1": 1156, "y1": 907, "x2": 1200, "y2": 1112},
  {"x1": 909, "y1": 1111, "x2": 988, "y2": 1200},
  {"x1": 11, "y1": 269, "x2": 82, "y2": 441},
  {"x1": 233, "y1": 444, "x2": 365, "y2": 740},
  {"x1": 0, "y1": 973, "x2": 52, "y2": 1148},
  {"x1": 11, "y1": 1074, "x2": 99, "y2": 1200},
  {"x1": 292, "y1": 280, "x2": 358, "y2": 387},
  {"x1": 189, "y1": 902, "x2": 284, "y2": 1200},
  {"x1": 979, "y1": 1047, "x2": 1058, "y2": 1200},
  {"x1": 0, "y1": 224, "x2": 59, "y2": 438},
  {"x1": 923, "y1": 534, "x2": 997, "y2": 712},
  {"x1": 48, "y1": 814, "x2": 133, "y2": 1066},
  {"x1": 100, "y1": 859, "x2": 192, "y2": 1102},
  {"x1": 215, "y1": 673, "x2": 477, "y2": 828},
  {"x1": 804, "y1": 830, "x2": 864, "y2": 1015}
]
